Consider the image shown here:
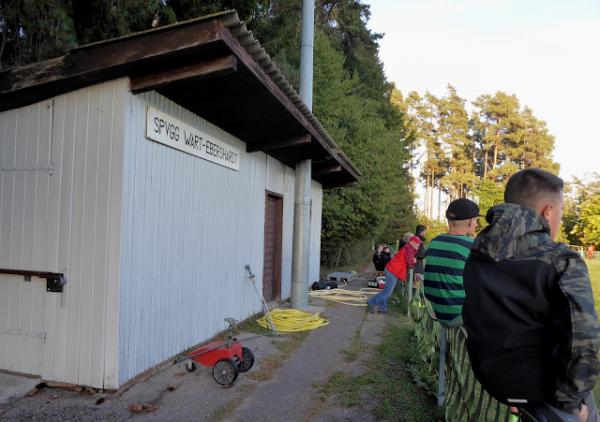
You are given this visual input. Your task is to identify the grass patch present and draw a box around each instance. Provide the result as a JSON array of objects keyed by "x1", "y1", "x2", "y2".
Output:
[
  {"x1": 236, "y1": 312, "x2": 271, "y2": 335},
  {"x1": 273, "y1": 331, "x2": 308, "y2": 355},
  {"x1": 388, "y1": 289, "x2": 408, "y2": 315},
  {"x1": 246, "y1": 332, "x2": 308, "y2": 382},
  {"x1": 319, "y1": 302, "x2": 443, "y2": 422},
  {"x1": 371, "y1": 318, "x2": 443, "y2": 421},
  {"x1": 208, "y1": 384, "x2": 255, "y2": 422},
  {"x1": 320, "y1": 371, "x2": 375, "y2": 407},
  {"x1": 341, "y1": 330, "x2": 363, "y2": 363},
  {"x1": 586, "y1": 259, "x2": 600, "y2": 400},
  {"x1": 246, "y1": 355, "x2": 284, "y2": 382},
  {"x1": 588, "y1": 260, "x2": 600, "y2": 314},
  {"x1": 341, "y1": 314, "x2": 367, "y2": 363}
]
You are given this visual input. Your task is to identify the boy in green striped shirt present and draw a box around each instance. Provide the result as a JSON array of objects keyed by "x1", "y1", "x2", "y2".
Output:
[{"x1": 424, "y1": 198, "x2": 479, "y2": 327}]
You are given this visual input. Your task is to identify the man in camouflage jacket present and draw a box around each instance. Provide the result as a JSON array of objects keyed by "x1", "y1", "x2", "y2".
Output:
[{"x1": 463, "y1": 169, "x2": 600, "y2": 421}]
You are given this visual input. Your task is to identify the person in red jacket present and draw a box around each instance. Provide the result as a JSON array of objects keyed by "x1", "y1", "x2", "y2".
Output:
[{"x1": 367, "y1": 236, "x2": 422, "y2": 314}]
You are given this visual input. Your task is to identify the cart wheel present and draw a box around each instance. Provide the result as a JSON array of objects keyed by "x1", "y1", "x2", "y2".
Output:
[
  {"x1": 213, "y1": 359, "x2": 238, "y2": 386},
  {"x1": 239, "y1": 347, "x2": 254, "y2": 372},
  {"x1": 185, "y1": 360, "x2": 196, "y2": 373}
]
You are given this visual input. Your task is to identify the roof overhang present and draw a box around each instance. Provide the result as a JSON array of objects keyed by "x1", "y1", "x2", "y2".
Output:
[{"x1": 0, "y1": 10, "x2": 360, "y2": 187}]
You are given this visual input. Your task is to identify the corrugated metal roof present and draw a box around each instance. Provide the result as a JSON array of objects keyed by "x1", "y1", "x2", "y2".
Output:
[{"x1": 218, "y1": 10, "x2": 359, "y2": 180}]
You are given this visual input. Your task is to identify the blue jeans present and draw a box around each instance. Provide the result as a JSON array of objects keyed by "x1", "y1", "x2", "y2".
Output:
[{"x1": 368, "y1": 269, "x2": 398, "y2": 312}]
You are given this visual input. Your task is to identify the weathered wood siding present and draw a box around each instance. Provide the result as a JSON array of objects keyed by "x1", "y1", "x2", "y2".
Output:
[{"x1": 0, "y1": 79, "x2": 126, "y2": 389}]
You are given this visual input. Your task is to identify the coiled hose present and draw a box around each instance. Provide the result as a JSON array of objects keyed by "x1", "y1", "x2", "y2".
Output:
[
  {"x1": 256, "y1": 308, "x2": 329, "y2": 332},
  {"x1": 256, "y1": 287, "x2": 380, "y2": 332},
  {"x1": 308, "y1": 287, "x2": 380, "y2": 306}
]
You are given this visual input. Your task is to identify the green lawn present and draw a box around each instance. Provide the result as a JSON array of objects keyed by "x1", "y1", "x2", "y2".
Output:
[
  {"x1": 586, "y1": 259, "x2": 600, "y2": 400},
  {"x1": 589, "y1": 260, "x2": 600, "y2": 315}
]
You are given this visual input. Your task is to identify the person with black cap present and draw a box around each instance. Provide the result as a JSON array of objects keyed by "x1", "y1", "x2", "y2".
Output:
[{"x1": 423, "y1": 198, "x2": 479, "y2": 326}]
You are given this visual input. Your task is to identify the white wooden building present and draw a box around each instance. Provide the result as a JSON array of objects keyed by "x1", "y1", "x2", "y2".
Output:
[{"x1": 0, "y1": 11, "x2": 359, "y2": 389}]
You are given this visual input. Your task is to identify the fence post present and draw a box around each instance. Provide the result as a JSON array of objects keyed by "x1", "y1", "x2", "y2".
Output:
[
  {"x1": 407, "y1": 268, "x2": 414, "y2": 316},
  {"x1": 437, "y1": 327, "x2": 447, "y2": 407}
]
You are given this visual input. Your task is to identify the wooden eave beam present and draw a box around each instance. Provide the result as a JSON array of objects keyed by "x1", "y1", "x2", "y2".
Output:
[
  {"x1": 246, "y1": 134, "x2": 311, "y2": 153},
  {"x1": 0, "y1": 19, "x2": 223, "y2": 111},
  {"x1": 322, "y1": 179, "x2": 358, "y2": 188},
  {"x1": 313, "y1": 163, "x2": 343, "y2": 177},
  {"x1": 130, "y1": 55, "x2": 237, "y2": 94}
]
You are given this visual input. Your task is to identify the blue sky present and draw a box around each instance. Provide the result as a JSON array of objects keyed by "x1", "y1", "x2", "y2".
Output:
[{"x1": 363, "y1": 0, "x2": 600, "y2": 181}]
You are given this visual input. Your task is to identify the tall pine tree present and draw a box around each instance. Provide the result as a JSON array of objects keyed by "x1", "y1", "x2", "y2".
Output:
[
  {"x1": 403, "y1": 86, "x2": 559, "y2": 221},
  {"x1": 437, "y1": 85, "x2": 475, "y2": 199}
]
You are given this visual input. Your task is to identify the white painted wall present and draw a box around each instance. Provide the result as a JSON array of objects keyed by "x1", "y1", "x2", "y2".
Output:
[
  {"x1": 309, "y1": 182, "x2": 323, "y2": 283},
  {"x1": 0, "y1": 79, "x2": 126, "y2": 389},
  {"x1": 118, "y1": 92, "x2": 297, "y2": 384}
]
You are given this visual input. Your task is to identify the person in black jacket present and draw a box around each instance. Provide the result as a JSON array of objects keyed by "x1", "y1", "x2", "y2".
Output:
[
  {"x1": 462, "y1": 169, "x2": 600, "y2": 422},
  {"x1": 372, "y1": 244, "x2": 392, "y2": 271},
  {"x1": 414, "y1": 224, "x2": 427, "y2": 277}
]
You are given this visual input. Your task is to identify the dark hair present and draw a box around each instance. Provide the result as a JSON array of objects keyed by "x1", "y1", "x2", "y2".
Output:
[
  {"x1": 415, "y1": 224, "x2": 426, "y2": 236},
  {"x1": 504, "y1": 168, "x2": 563, "y2": 208}
]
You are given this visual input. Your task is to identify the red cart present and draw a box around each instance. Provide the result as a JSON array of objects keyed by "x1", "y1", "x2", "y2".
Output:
[{"x1": 175, "y1": 318, "x2": 256, "y2": 386}]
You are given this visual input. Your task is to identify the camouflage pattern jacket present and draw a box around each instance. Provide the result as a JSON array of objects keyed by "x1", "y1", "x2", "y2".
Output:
[{"x1": 462, "y1": 203, "x2": 600, "y2": 412}]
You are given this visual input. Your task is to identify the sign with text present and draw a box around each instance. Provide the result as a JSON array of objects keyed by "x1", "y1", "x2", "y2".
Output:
[{"x1": 145, "y1": 106, "x2": 240, "y2": 171}]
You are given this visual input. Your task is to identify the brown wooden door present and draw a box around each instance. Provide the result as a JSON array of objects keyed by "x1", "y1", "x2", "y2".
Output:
[{"x1": 263, "y1": 193, "x2": 283, "y2": 302}]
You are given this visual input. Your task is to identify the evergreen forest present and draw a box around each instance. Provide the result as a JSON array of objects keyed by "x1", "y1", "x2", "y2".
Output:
[{"x1": 1, "y1": 0, "x2": 597, "y2": 262}]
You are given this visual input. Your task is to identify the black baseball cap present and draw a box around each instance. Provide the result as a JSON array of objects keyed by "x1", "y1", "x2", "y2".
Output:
[{"x1": 446, "y1": 198, "x2": 480, "y2": 221}]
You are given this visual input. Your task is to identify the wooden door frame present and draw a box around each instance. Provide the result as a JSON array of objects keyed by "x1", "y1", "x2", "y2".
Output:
[{"x1": 263, "y1": 191, "x2": 283, "y2": 301}]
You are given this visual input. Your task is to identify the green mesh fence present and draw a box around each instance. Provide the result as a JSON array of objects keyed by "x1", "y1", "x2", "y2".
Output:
[{"x1": 408, "y1": 281, "x2": 516, "y2": 422}]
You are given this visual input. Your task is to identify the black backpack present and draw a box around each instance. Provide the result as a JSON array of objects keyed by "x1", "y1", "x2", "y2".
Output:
[{"x1": 311, "y1": 280, "x2": 338, "y2": 290}]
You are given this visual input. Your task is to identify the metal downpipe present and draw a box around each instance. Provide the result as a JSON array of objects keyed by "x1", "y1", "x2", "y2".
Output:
[{"x1": 291, "y1": 0, "x2": 315, "y2": 309}]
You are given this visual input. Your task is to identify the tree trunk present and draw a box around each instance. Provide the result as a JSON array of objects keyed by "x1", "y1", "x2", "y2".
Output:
[
  {"x1": 427, "y1": 173, "x2": 432, "y2": 219},
  {"x1": 438, "y1": 188, "x2": 442, "y2": 220},
  {"x1": 424, "y1": 173, "x2": 429, "y2": 218},
  {"x1": 484, "y1": 150, "x2": 488, "y2": 178},
  {"x1": 429, "y1": 174, "x2": 435, "y2": 219},
  {"x1": 334, "y1": 244, "x2": 344, "y2": 268},
  {"x1": 493, "y1": 145, "x2": 498, "y2": 170}
]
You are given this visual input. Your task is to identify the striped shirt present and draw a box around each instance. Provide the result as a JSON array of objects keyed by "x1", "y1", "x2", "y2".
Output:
[{"x1": 424, "y1": 234, "x2": 474, "y2": 325}]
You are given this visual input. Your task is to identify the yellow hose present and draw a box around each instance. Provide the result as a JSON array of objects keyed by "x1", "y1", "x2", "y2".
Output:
[
  {"x1": 308, "y1": 288, "x2": 380, "y2": 307},
  {"x1": 256, "y1": 308, "x2": 329, "y2": 332},
  {"x1": 256, "y1": 287, "x2": 381, "y2": 332}
]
